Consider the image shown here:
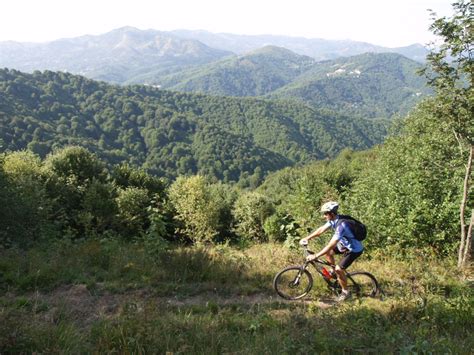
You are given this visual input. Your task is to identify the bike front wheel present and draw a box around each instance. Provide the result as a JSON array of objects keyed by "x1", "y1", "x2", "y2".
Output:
[
  {"x1": 273, "y1": 266, "x2": 313, "y2": 300},
  {"x1": 346, "y1": 272, "x2": 379, "y2": 298}
]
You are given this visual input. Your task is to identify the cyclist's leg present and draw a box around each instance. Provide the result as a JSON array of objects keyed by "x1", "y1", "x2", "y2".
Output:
[
  {"x1": 334, "y1": 265, "x2": 348, "y2": 291},
  {"x1": 325, "y1": 246, "x2": 341, "y2": 266},
  {"x1": 335, "y1": 251, "x2": 363, "y2": 292}
]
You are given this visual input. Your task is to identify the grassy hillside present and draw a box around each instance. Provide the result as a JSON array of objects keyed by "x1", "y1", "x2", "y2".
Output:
[{"x1": 0, "y1": 241, "x2": 472, "y2": 353}]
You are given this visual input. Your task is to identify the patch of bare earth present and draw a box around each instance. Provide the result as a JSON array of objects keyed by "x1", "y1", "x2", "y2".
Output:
[{"x1": 5, "y1": 284, "x2": 336, "y2": 327}]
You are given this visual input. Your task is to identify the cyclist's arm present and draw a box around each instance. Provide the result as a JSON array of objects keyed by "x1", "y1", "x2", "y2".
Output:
[
  {"x1": 314, "y1": 236, "x2": 339, "y2": 259},
  {"x1": 301, "y1": 224, "x2": 331, "y2": 243}
]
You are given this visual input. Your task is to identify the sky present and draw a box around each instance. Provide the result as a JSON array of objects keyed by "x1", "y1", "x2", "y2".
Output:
[{"x1": 1, "y1": 0, "x2": 455, "y2": 47}]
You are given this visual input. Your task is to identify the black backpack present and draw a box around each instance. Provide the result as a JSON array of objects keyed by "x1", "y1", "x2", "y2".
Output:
[{"x1": 336, "y1": 215, "x2": 367, "y2": 241}]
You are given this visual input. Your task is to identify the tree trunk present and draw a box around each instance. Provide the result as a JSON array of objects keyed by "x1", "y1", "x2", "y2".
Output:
[
  {"x1": 458, "y1": 145, "x2": 473, "y2": 268},
  {"x1": 462, "y1": 209, "x2": 473, "y2": 266}
]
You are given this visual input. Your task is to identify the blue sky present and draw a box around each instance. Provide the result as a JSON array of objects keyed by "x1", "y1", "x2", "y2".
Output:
[{"x1": 1, "y1": 0, "x2": 454, "y2": 47}]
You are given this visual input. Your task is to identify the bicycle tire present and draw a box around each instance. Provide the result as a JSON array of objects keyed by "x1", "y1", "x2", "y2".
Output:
[
  {"x1": 273, "y1": 266, "x2": 313, "y2": 300},
  {"x1": 346, "y1": 271, "x2": 379, "y2": 298}
]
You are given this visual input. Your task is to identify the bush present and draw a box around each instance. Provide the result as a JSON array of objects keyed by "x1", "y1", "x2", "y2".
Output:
[
  {"x1": 233, "y1": 191, "x2": 274, "y2": 242},
  {"x1": 263, "y1": 214, "x2": 285, "y2": 242},
  {"x1": 116, "y1": 187, "x2": 151, "y2": 239},
  {"x1": 79, "y1": 179, "x2": 117, "y2": 236},
  {"x1": 144, "y1": 201, "x2": 170, "y2": 258},
  {"x1": 0, "y1": 151, "x2": 53, "y2": 247},
  {"x1": 42, "y1": 146, "x2": 110, "y2": 237},
  {"x1": 169, "y1": 175, "x2": 223, "y2": 244}
]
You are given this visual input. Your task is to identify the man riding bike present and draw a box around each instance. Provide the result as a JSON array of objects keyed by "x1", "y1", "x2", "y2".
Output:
[{"x1": 299, "y1": 201, "x2": 364, "y2": 302}]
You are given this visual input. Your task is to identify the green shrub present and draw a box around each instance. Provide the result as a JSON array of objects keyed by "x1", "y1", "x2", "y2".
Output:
[
  {"x1": 233, "y1": 191, "x2": 274, "y2": 242},
  {"x1": 346, "y1": 102, "x2": 463, "y2": 253},
  {"x1": 116, "y1": 187, "x2": 150, "y2": 238},
  {"x1": 263, "y1": 214, "x2": 286, "y2": 242},
  {"x1": 169, "y1": 175, "x2": 224, "y2": 244},
  {"x1": 0, "y1": 151, "x2": 53, "y2": 247}
]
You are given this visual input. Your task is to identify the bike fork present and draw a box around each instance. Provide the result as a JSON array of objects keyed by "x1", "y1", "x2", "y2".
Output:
[{"x1": 293, "y1": 263, "x2": 309, "y2": 284}]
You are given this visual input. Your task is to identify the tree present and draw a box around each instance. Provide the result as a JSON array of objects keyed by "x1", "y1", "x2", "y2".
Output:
[
  {"x1": 346, "y1": 102, "x2": 462, "y2": 253},
  {"x1": 0, "y1": 151, "x2": 53, "y2": 247},
  {"x1": 233, "y1": 191, "x2": 274, "y2": 242},
  {"x1": 116, "y1": 187, "x2": 151, "y2": 238},
  {"x1": 421, "y1": 0, "x2": 473, "y2": 267},
  {"x1": 168, "y1": 175, "x2": 223, "y2": 244},
  {"x1": 42, "y1": 146, "x2": 110, "y2": 237}
]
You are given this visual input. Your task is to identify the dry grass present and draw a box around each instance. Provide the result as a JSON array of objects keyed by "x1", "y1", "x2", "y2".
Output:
[{"x1": 1, "y1": 241, "x2": 472, "y2": 353}]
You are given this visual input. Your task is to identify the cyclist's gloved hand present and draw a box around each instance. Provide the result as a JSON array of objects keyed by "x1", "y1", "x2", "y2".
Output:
[{"x1": 306, "y1": 254, "x2": 317, "y2": 262}]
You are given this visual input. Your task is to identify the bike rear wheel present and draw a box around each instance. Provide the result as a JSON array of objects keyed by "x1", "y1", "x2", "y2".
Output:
[
  {"x1": 346, "y1": 272, "x2": 379, "y2": 297},
  {"x1": 273, "y1": 266, "x2": 313, "y2": 300}
]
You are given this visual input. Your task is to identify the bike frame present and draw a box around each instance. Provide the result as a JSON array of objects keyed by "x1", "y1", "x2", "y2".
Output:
[{"x1": 301, "y1": 246, "x2": 341, "y2": 292}]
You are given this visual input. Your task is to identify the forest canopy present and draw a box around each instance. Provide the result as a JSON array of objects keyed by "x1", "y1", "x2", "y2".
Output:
[{"x1": 0, "y1": 68, "x2": 389, "y2": 184}]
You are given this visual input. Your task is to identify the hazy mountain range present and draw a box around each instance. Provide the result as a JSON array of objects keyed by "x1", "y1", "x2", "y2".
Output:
[
  {"x1": 0, "y1": 26, "x2": 428, "y2": 84},
  {"x1": 0, "y1": 27, "x2": 233, "y2": 83},
  {"x1": 0, "y1": 27, "x2": 430, "y2": 118},
  {"x1": 170, "y1": 29, "x2": 429, "y2": 62}
]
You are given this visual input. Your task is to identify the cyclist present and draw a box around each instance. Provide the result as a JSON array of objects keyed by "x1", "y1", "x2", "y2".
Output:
[{"x1": 299, "y1": 201, "x2": 363, "y2": 302}]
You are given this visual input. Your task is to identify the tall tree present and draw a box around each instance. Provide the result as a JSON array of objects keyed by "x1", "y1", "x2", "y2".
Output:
[{"x1": 421, "y1": 0, "x2": 473, "y2": 267}]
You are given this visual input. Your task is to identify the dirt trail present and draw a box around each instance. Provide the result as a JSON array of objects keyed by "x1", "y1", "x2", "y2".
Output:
[{"x1": 5, "y1": 284, "x2": 335, "y2": 327}]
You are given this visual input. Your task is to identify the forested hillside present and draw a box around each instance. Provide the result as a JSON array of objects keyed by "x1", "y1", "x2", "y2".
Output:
[
  {"x1": 0, "y1": 68, "x2": 388, "y2": 182},
  {"x1": 0, "y1": 27, "x2": 430, "y2": 120},
  {"x1": 158, "y1": 51, "x2": 429, "y2": 118},
  {"x1": 269, "y1": 52, "x2": 430, "y2": 118},
  {"x1": 156, "y1": 46, "x2": 316, "y2": 96}
]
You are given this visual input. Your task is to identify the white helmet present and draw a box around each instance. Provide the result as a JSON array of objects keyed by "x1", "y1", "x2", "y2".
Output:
[{"x1": 320, "y1": 201, "x2": 339, "y2": 213}]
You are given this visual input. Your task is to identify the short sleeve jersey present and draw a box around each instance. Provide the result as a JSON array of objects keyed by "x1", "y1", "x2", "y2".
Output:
[{"x1": 324, "y1": 216, "x2": 364, "y2": 253}]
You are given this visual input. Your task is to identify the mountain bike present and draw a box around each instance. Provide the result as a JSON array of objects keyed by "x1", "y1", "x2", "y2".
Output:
[{"x1": 273, "y1": 242, "x2": 380, "y2": 300}]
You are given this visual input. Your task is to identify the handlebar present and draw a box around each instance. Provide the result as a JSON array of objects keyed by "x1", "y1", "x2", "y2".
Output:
[{"x1": 300, "y1": 239, "x2": 334, "y2": 267}]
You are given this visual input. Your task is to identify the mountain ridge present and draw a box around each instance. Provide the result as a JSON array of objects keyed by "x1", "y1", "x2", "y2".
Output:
[
  {"x1": 269, "y1": 52, "x2": 431, "y2": 117},
  {"x1": 0, "y1": 27, "x2": 428, "y2": 86},
  {"x1": 170, "y1": 29, "x2": 428, "y2": 61},
  {"x1": 155, "y1": 45, "x2": 317, "y2": 96},
  {"x1": 0, "y1": 27, "x2": 233, "y2": 83},
  {"x1": 157, "y1": 49, "x2": 430, "y2": 118}
]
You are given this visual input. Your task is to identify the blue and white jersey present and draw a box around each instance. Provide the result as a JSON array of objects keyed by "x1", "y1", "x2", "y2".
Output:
[{"x1": 324, "y1": 216, "x2": 364, "y2": 253}]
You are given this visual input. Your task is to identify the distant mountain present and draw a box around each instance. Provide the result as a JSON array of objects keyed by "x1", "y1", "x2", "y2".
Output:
[
  {"x1": 170, "y1": 30, "x2": 429, "y2": 62},
  {"x1": 270, "y1": 52, "x2": 431, "y2": 118},
  {"x1": 0, "y1": 27, "x2": 429, "y2": 87},
  {"x1": 0, "y1": 28, "x2": 430, "y2": 119},
  {"x1": 156, "y1": 46, "x2": 316, "y2": 96},
  {"x1": 0, "y1": 27, "x2": 232, "y2": 83},
  {"x1": 0, "y1": 69, "x2": 389, "y2": 181},
  {"x1": 156, "y1": 50, "x2": 429, "y2": 118},
  {"x1": 392, "y1": 44, "x2": 430, "y2": 63}
]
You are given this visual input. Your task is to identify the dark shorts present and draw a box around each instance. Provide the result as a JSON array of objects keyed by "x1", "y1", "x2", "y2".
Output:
[{"x1": 333, "y1": 248, "x2": 363, "y2": 270}]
